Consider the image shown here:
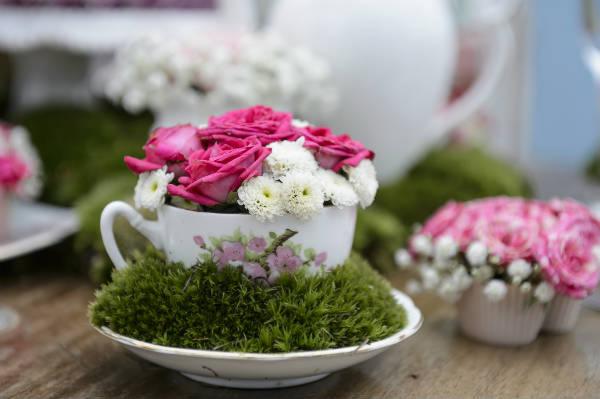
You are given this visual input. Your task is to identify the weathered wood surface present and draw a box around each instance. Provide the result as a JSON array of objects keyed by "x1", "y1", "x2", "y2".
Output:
[{"x1": 1, "y1": 272, "x2": 600, "y2": 399}]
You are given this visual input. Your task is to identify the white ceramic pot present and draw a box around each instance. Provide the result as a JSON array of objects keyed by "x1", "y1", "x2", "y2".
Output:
[
  {"x1": 457, "y1": 283, "x2": 545, "y2": 346},
  {"x1": 542, "y1": 294, "x2": 583, "y2": 334},
  {"x1": 100, "y1": 201, "x2": 357, "y2": 270},
  {"x1": 268, "y1": 0, "x2": 514, "y2": 182}
]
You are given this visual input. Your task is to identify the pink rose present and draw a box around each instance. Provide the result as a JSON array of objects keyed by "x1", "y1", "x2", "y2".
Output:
[
  {"x1": 124, "y1": 124, "x2": 201, "y2": 174},
  {"x1": 302, "y1": 126, "x2": 374, "y2": 171},
  {"x1": 420, "y1": 201, "x2": 464, "y2": 240},
  {"x1": 0, "y1": 154, "x2": 29, "y2": 190},
  {"x1": 198, "y1": 105, "x2": 302, "y2": 145},
  {"x1": 547, "y1": 198, "x2": 595, "y2": 220},
  {"x1": 168, "y1": 136, "x2": 270, "y2": 205},
  {"x1": 417, "y1": 200, "x2": 479, "y2": 249},
  {"x1": 536, "y1": 214, "x2": 600, "y2": 299},
  {"x1": 467, "y1": 198, "x2": 541, "y2": 263}
]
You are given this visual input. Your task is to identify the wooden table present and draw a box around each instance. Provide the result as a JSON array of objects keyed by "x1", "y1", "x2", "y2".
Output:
[{"x1": 2, "y1": 272, "x2": 600, "y2": 399}]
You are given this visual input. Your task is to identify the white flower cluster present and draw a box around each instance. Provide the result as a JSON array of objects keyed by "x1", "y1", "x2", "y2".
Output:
[
  {"x1": 134, "y1": 167, "x2": 174, "y2": 211},
  {"x1": 395, "y1": 235, "x2": 555, "y2": 304},
  {"x1": 237, "y1": 138, "x2": 377, "y2": 222},
  {"x1": 0, "y1": 125, "x2": 42, "y2": 199},
  {"x1": 98, "y1": 33, "x2": 338, "y2": 118}
]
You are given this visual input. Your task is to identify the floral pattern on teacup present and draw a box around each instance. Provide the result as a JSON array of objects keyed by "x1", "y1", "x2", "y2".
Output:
[{"x1": 193, "y1": 228, "x2": 329, "y2": 284}]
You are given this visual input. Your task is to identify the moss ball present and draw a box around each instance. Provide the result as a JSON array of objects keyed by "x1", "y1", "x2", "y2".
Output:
[
  {"x1": 376, "y1": 145, "x2": 533, "y2": 226},
  {"x1": 16, "y1": 105, "x2": 151, "y2": 205},
  {"x1": 90, "y1": 250, "x2": 406, "y2": 353}
]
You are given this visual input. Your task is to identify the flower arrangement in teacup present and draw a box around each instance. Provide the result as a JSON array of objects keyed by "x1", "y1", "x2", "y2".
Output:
[
  {"x1": 96, "y1": 33, "x2": 337, "y2": 125},
  {"x1": 0, "y1": 123, "x2": 42, "y2": 200},
  {"x1": 101, "y1": 105, "x2": 377, "y2": 283},
  {"x1": 395, "y1": 197, "x2": 600, "y2": 344}
]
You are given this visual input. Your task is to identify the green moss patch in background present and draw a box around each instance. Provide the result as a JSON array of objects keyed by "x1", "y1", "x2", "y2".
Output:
[
  {"x1": 16, "y1": 104, "x2": 151, "y2": 206},
  {"x1": 90, "y1": 250, "x2": 406, "y2": 353},
  {"x1": 376, "y1": 145, "x2": 533, "y2": 227}
]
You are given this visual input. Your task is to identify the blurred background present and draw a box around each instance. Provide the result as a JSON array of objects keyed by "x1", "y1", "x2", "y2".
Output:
[{"x1": 1, "y1": 0, "x2": 600, "y2": 279}]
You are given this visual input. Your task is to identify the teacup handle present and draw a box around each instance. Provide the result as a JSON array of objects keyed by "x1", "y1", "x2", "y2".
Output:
[
  {"x1": 425, "y1": 24, "x2": 512, "y2": 139},
  {"x1": 100, "y1": 201, "x2": 164, "y2": 270}
]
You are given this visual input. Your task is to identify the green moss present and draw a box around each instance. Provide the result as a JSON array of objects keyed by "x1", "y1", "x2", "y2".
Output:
[
  {"x1": 90, "y1": 250, "x2": 406, "y2": 353},
  {"x1": 16, "y1": 105, "x2": 151, "y2": 205},
  {"x1": 376, "y1": 145, "x2": 533, "y2": 226},
  {"x1": 353, "y1": 206, "x2": 408, "y2": 274}
]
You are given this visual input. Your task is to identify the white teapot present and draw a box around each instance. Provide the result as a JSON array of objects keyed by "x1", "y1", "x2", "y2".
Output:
[{"x1": 268, "y1": 0, "x2": 518, "y2": 182}]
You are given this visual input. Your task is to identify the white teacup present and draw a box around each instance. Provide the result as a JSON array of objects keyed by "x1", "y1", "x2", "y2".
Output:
[{"x1": 100, "y1": 202, "x2": 357, "y2": 270}]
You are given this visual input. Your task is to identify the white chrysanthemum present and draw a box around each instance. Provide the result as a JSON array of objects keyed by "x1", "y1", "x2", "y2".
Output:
[
  {"x1": 483, "y1": 280, "x2": 508, "y2": 302},
  {"x1": 406, "y1": 279, "x2": 422, "y2": 295},
  {"x1": 434, "y1": 235, "x2": 459, "y2": 260},
  {"x1": 237, "y1": 175, "x2": 284, "y2": 222},
  {"x1": 507, "y1": 259, "x2": 532, "y2": 284},
  {"x1": 280, "y1": 171, "x2": 324, "y2": 220},
  {"x1": 266, "y1": 137, "x2": 318, "y2": 179},
  {"x1": 520, "y1": 282, "x2": 532, "y2": 293},
  {"x1": 317, "y1": 169, "x2": 359, "y2": 208},
  {"x1": 394, "y1": 248, "x2": 413, "y2": 269},
  {"x1": 451, "y1": 266, "x2": 473, "y2": 291},
  {"x1": 134, "y1": 167, "x2": 174, "y2": 211},
  {"x1": 437, "y1": 278, "x2": 462, "y2": 303},
  {"x1": 412, "y1": 234, "x2": 433, "y2": 257},
  {"x1": 420, "y1": 265, "x2": 440, "y2": 290},
  {"x1": 472, "y1": 264, "x2": 494, "y2": 282},
  {"x1": 344, "y1": 159, "x2": 378, "y2": 208},
  {"x1": 534, "y1": 282, "x2": 555, "y2": 303},
  {"x1": 466, "y1": 241, "x2": 488, "y2": 266}
]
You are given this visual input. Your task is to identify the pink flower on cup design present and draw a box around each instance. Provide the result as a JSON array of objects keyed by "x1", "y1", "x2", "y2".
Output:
[
  {"x1": 124, "y1": 124, "x2": 201, "y2": 175},
  {"x1": 195, "y1": 229, "x2": 330, "y2": 283},
  {"x1": 213, "y1": 241, "x2": 245, "y2": 268},
  {"x1": 242, "y1": 261, "x2": 268, "y2": 280},
  {"x1": 267, "y1": 246, "x2": 303, "y2": 273},
  {"x1": 314, "y1": 252, "x2": 327, "y2": 266},
  {"x1": 248, "y1": 237, "x2": 267, "y2": 253},
  {"x1": 193, "y1": 235, "x2": 205, "y2": 248}
]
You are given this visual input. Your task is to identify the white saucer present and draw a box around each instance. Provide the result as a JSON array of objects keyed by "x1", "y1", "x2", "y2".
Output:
[
  {"x1": 95, "y1": 289, "x2": 423, "y2": 389},
  {"x1": 0, "y1": 199, "x2": 79, "y2": 262}
]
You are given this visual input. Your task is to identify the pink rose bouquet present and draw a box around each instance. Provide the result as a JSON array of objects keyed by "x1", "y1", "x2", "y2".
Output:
[
  {"x1": 396, "y1": 197, "x2": 600, "y2": 304},
  {"x1": 0, "y1": 123, "x2": 41, "y2": 199},
  {"x1": 124, "y1": 106, "x2": 378, "y2": 221}
]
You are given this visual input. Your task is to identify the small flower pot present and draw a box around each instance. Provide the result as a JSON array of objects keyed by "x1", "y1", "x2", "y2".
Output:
[
  {"x1": 101, "y1": 202, "x2": 357, "y2": 271},
  {"x1": 542, "y1": 294, "x2": 583, "y2": 333},
  {"x1": 457, "y1": 283, "x2": 546, "y2": 346}
]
